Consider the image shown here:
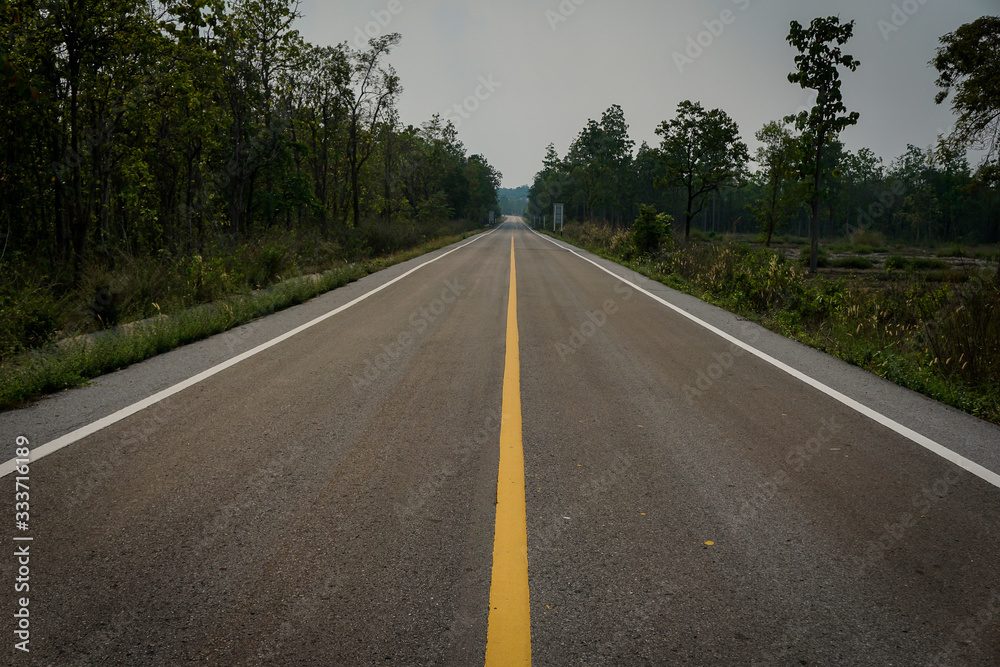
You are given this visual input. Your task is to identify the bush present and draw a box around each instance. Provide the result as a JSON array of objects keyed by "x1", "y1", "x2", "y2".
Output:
[
  {"x1": 851, "y1": 228, "x2": 885, "y2": 248},
  {"x1": 885, "y1": 256, "x2": 951, "y2": 272},
  {"x1": 831, "y1": 256, "x2": 875, "y2": 270},
  {"x1": 912, "y1": 257, "x2": 950, "y2": 271},
  {"x1": 0, "y1": 287, "x2": 61, "y2": 359},
  {"x1": 885, "y1": 255, "x2": 910, "y2": 271},
  {"x1": 925, "y1": 279, "x2": 1000, "y2": 388},
  {"x1": 243, "y1": 244, "x2": 293, "y2": 288},
  {"x1": 632, "y1": 205, "x2": 673, "y2": 254},
  {"x1": 936, "y1": 245, "x2": 967, "y2": 258},
  {"x1": 799, "y1": 247, "x2": 829, "y2": 268}
]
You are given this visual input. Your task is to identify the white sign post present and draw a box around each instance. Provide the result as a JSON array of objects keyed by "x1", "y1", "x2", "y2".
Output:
[
  {"x1": 554, "y1": 204, "x2": 564, "y2": 232},
  {"x1": 489, "y1": 210, "x2": 495, "y2": 225}
]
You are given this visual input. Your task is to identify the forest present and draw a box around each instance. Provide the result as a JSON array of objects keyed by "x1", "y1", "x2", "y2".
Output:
[
  {"x1": 1, "y1": 1, "x2": 500, "y2": 363},
  {"x1": 526, "y1": 17, "x2": 999, "y2": 266},
  {"x1": 529, "y1": 121, "x2": 999, "y2": 250}
]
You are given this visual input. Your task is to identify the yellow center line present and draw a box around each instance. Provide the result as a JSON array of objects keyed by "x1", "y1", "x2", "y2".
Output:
[{"x1": 485, "y1": 235, "x2": 531, "y2": 666}]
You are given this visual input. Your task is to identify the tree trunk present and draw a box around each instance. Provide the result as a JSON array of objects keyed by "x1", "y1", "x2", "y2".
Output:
[
  {"x1": 69, "y1": 52, "x2": 87, "y2": 278},
  {"x1": 684, "y1": 188, "x2": 695, "y2": 241},
  {"x1": 808, "y1": 140, "x2": 825, "y2": 274}
]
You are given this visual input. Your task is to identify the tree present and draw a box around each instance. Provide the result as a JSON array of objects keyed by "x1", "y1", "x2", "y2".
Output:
[
  {"x1": 899, "y1": 181, "x2": 941, "y2": 246},
  {"x1": 0, "y1": 0, "x2": 497, "y2": 295},
  {"x1": 890, "y1": 145, "x2": 939, "y2": 244},
  {"x1": 750, "y1": 120, "x2": 804, "y2": 247},
  {"x1": 344, "y1": 33, "x2": 401, "y2": 227},
  {"x1": 655, "y1": 100, "x2": 748, "y2": 241},
  {"x1": 295, "y1": 43, "x2": 352, "y2": 232},
  {"x1": 786, "y1": 16, "x2": 860, "y2": 273},
  {"x1": 218, "y1": 0, "x2": 307, "y2": 236},
  {"x1": 464, "y1": 154, "x2": 502, "y2": 221},
  {"x1": 840, "y1": 147, "x2": 885, "y2": 241},
  {"x1": 933, "y1": 16, "x2": 1000, "y2": 185},
  {"x1": 932, "y1": 15, "x2": 1000, "y2": 283},
  {"x1": 564, "y1": 105, "x2": 635, "y2": 224}
]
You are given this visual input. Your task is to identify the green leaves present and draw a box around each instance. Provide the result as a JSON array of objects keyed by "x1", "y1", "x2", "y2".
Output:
[
  {"x1": 785, "y1": 16, "x2": 860, "y2": 138},
  {"x1": 932, "y1": 16, "x2": 1000, "y2": 187},
  {"x1": 655, "y1": 100, "x2": 749, "y2": 239},
  {"x1": 563, "y1": 104, "x2": 636, "y2": 224}
]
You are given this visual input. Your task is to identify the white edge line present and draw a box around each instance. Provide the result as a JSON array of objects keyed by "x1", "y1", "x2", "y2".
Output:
[
  {"x1": 1, "y1": 227, "x2": 502, "y2": 478},
  {"x1": 523, "y1": 222, "x2": 1000, "y2": 491}
]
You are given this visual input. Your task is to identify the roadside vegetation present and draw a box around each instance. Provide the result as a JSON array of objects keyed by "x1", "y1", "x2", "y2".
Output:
[
  {"x1": 0, "y1": 221, "x2": 483, "y2": 409},
  {"x1": 1, "y1": 3, "x2": 501, "y2": 407},
  {"x1": 529, "y1": 16, "x2": 1000, "y2": 424}
]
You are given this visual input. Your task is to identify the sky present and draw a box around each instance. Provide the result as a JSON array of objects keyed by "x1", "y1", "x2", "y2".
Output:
[{"x1": 294, "y1": 0, "x2": 998, "y2": 189}]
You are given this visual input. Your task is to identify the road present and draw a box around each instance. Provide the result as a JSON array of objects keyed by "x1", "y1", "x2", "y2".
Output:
[{"x1": 3, "y1": 219, "x2": 1000, "y2": 665}]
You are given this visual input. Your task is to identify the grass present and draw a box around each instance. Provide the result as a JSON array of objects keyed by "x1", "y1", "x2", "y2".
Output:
[
  {"x1": 0, "y1": 228, "x2": 481, "y2": 409},
  {"x1": 548, "y1": 221, "x2": 1000, "y2": 425}
]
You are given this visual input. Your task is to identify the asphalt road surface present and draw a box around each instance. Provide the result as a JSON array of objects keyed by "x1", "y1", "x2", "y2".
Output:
[{"x1": 3, "y1": 219, "x2": 999, "y2": 666}]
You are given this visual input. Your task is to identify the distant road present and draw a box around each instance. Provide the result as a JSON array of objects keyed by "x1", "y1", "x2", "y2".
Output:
[{"x1": 3, "y1": 219, "x2": 999, "y2": 664}]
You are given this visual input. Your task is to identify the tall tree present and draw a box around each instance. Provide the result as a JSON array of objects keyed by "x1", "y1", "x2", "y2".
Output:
[
  {"x1": 786, "y1": 16, "x2": 860, "y2": 273},
  {"x1": 932, "y1": 15, "x2": 1000, "y2": 282},
  {"x1": 751, "y1": 120, "x2": 803, "y2": 247},
  {"x1": 294, "y1": 43, "x2": 352, "y2": 232},
  {"x1": 344, "y1": 33, "x2": 401, "y2": 227},
  {"x1": 932, "y1": 16, "x2": 1000, "y2": 186},
  {"x1": 655, "y1": 100, "x2": 748, "y2": 241}
]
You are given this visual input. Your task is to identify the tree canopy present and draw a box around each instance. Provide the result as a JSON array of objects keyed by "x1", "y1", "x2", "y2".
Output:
[
  {"x1": 655, "y1": 100, "x2": 749, "y2": 241},
  {"x1": 932, "y1": 15, "x2": 1000, "y2": 186}
]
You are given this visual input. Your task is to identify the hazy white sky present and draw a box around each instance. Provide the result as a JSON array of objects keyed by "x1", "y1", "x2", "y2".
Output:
[{"x1": 295, "y1": 0, "x2": 998, "y2": 188}]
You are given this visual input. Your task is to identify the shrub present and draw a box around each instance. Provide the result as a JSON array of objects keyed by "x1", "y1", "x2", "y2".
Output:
[
  {"x1": 831, "y1": 256, "x2": 875, "y2": 270},
  {"x1": 926, "y1": 280, "x2": 1000, "y2": 388},
  {"x1": 912, "y1": 257, "x2": 950, "y2": 271},
  {"x1": 799, "y1": 247, "x2": 829, "y2": 268},
  {"x1": 0, "y1": 287, "x2": 61, "y2": 359},
  {"x1": 936, "y1": 245, "x2": 967, "y2": 258},
  {"x1": 632, "y1": 205, "x2": 673, "y2": 254},
  {"x1": 243, "y1": 244, "x2": 292, "y2": 288},
  {"x1": 851, "y1": 228, "x2": 885, "y2": 248},
  {"x1": 885, "y1": 255, "x2": 910, "y2": 271}
]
